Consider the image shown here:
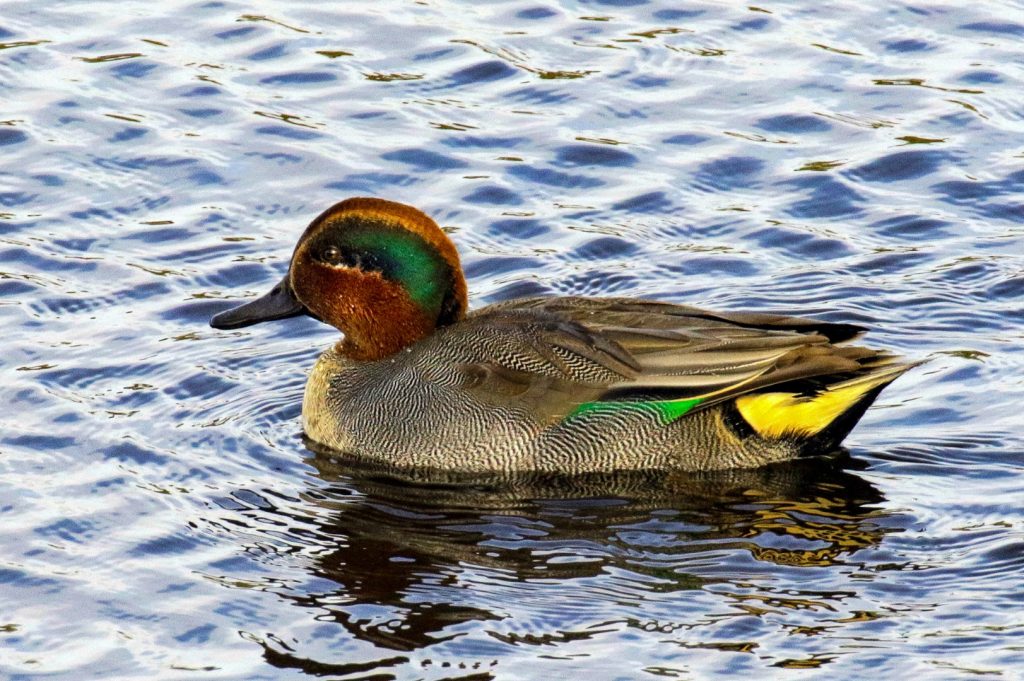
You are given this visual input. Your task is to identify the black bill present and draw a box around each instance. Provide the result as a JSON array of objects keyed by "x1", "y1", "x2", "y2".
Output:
[{"x1": 210, "y1": 275, "x2": 307, "y2": 329}]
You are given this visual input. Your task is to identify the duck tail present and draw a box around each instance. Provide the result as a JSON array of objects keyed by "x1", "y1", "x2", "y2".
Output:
[{"x1": 733, "y1": 360, "x2": 921, "y2": 452}]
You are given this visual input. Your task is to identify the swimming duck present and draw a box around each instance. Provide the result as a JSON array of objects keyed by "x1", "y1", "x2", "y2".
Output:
[{"x1": 211, "y1": 197, "x2": 914, "y2": 473}]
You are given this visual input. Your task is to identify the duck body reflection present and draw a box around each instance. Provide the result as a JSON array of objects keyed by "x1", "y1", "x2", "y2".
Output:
[{"x1": 238, "y1": 448, "x2": 894, "y2": 673}]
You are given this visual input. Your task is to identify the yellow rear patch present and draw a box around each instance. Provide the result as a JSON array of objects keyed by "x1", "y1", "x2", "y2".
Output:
[{"x1": 734, "y1": 366, "x2": 908, "y2": 438}]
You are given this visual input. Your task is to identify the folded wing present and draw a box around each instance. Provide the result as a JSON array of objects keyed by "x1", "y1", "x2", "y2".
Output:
[{"x1": 436, "y1": 296, "x2": 897, "y2": 424}]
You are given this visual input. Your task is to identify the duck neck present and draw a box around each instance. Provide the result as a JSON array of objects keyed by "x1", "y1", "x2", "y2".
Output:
[
  {"x1": 312, "y1": 267, "x2": 467, "y2": 362},
  {"x1": 338, "y1": 293, "x2": 439, "y2": 361}
]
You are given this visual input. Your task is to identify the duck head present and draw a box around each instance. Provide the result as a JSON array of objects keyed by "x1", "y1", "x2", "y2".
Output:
[{"x1": 210, "y1": 198, "x2": 468, "y2": 360}]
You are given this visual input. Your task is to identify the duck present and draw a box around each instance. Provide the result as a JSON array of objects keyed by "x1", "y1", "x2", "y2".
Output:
[{"x1": 210, "y1": 197, "x2": 916, "y2": 474}]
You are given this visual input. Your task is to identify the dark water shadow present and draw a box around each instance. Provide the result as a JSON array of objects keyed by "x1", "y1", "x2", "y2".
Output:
[{"x1": 252, "y1": 447, "x2": 892, "y2": 668}]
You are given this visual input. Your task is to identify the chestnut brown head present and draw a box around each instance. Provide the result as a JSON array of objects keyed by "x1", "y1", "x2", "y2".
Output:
[{"x1": 211, "y1": 198, "x2": 468, "y2": 360}]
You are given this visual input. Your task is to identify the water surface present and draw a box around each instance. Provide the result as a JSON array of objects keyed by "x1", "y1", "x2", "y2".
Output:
[{"x1": 2, "y1": 0, "x2": 1023, "y2": 678}]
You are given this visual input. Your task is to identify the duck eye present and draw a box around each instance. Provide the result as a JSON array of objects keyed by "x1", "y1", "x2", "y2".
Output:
[{"x1": 321, "y1": 245, "x2": 342, "y2": 264}]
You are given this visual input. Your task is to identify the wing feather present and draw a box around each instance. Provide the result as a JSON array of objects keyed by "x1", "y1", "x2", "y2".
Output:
[{"x1": 428, "y1": 296, "x2": 888, "y2": 422}]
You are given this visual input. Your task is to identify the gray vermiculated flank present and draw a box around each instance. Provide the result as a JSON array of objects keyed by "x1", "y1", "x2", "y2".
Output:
[{"x1": 300, "y1": 296, "x2": 893, "y2": 473}]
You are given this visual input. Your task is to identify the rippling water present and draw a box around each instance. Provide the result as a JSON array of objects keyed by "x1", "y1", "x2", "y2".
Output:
[{"x1": 2, "y1": 0, "x2": 1023, "y2": 678}]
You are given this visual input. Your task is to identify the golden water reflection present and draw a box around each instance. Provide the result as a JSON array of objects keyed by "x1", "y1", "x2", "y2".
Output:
[{"x1": 254, "y1": 451, "x2": 892, "y2": 657}]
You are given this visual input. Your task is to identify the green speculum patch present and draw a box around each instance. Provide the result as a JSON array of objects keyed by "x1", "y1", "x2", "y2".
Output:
[{"x1": 567, "y1": 397, "x2": 705, "y2": 426}]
